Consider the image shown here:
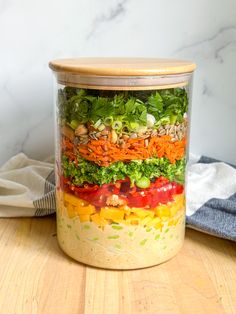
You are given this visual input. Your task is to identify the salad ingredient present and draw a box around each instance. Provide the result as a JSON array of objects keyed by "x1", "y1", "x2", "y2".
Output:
[
  {"x1": 62, "y1": 176, "x2": 184, "y2": 209},
  {"x1": 63, "y1": 121, "x2": 187, "y2": 145},
  {"x1": 61, "y1": 190, "x2": 185, "y2": 226},
  {"x1": 62, "y1": 135, "x2": 186, "y2": 166},
  {"x1": 157, "y1": 122, "x2": 187, "y2": 141},
  {"x1": 69, "y1": 119, "x2": 79, "y2": 130},
  {"x1": 106, "y1": 195, "x2": 127, "y2": 206},
  {"x1": 100, "y1": 207, "x2": 125, "y2": 221},
  {"x1": 58, "y1": 87, "x2": 188, "y2": 132},
  {"x1": 57, "y1": 210, "x2": 185, "y2": 269},
  {"x1": 56, "y1": 85, "x2": 189, "y2": 269},
  {"x1": 136, "y1": 177, "x2": 150, "y2": 189},
  {"x1": 61, "y1": 125, "x2": 75, "y2": 142},
  {"x1": 91, "y1": 214, "x2": 108, "y2": 227},
  {"x1": 112, "y1": 121, "x2": 122, "y2": 130},
  {"x1": 111, "y1": 130, "x2": 118, "y2": 143},
  {"x1": 75, "y1": 124, "x2": 88, "y2": 136},
  {"x1": 147, "y1": 89, "x2": 188, "y2": 127},
  {"x1": 146, "y1": 114, "x2": 156, "y2": 127},
  {"x1": 62, "y1": 155, "x2": 186, "y2": 186}
]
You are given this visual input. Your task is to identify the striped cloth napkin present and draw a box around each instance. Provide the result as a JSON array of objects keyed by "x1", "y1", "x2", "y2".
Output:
[{"x1": 0, "y1": 153, "x2": 235, "y2": 241}]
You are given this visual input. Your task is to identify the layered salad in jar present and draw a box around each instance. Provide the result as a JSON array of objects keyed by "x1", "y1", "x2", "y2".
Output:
[{"x1": 56, "y1": 86, "x2": 188, "y2": 269}]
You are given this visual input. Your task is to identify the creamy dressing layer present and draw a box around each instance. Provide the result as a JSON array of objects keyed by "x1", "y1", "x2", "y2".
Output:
[{"x1": 57, "y1": 208, "x2": 185, "y2": 269}]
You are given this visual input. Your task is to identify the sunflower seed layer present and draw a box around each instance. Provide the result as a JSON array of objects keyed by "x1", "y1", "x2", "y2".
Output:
[
  {"x1": 156, "y1": 121, "x2": 187, "y2": 141},
  {"x1": 71, "y1": 120, "x2": 187, "y2": 146}
]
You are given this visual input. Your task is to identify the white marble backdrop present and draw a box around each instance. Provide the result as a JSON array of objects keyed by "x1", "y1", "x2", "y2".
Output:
[{"x1": 1, "y1": 0, "x2": 236, "y2": 165}]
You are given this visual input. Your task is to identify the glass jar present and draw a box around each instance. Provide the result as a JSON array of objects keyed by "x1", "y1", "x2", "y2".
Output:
[{"x1": 49, "y1": 58, "x2": 196, "y2": 269}]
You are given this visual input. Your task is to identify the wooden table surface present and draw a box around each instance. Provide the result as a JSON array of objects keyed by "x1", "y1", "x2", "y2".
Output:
[{"x1": 0, "y1": 216, "x2": 235, "y2": 314}]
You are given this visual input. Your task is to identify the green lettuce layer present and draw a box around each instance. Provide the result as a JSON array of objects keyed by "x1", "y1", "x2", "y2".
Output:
[{"x1": 58, "y1": 87, "x2": 188, "y2": 132}]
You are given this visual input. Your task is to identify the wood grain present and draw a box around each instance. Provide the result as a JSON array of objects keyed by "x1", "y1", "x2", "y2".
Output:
[
  {"x1": 0, "y1": 217, "x2": 235, "y2": 314},
  {"x1": 49, "y1": 57, "x2": 196, "y2": 76}
]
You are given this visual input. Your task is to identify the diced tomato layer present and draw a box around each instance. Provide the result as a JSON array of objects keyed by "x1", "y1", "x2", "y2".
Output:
[{"x1": 61, "y1": 176, "x2": 184, "y2": 209}]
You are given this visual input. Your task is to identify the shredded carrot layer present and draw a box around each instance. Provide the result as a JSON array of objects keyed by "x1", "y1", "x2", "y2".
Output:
[
  {"x1": 61, "y1": 138, "x2": 77, "y2": 162},
  {"x1": 62, "y1": 135, "x2": 186, "y2": 166}
]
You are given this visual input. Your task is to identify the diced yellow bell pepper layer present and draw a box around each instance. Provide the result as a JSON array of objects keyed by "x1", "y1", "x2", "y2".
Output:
[
  {"x1": 168, "y1": 216, "x2": 182, "y2": 226},
  {"x1": 131, "y1": 208, "x2": 155, "y2": 218},
  {"x1": 91, "y1": 213, "x2": 108, "y2": 227},
  {"x1": 76, "y1": 204, "x2": 96, "y2": 215},
  {"x1": 124, "y1": 214, "x2": 141, "y2": 225},
  {"x1": 61, "y1": 191, "x2": 185, "y2": 228},
  {"x1": 169, "y1": 204, "x2": 179, "y2": 217},
  {"x1": 140, "y1": 216, "x2": 153, "y2": 226},
  {"x1": 155, "y1": 194, "x2": 185, "y2": 218},
  {"x1": 64, "y1": 192, "x2": 88, "y2": 207},
  {"x1": 169, "y1": 194, "x2": 185, "y2": 216},
  {"x1": 100, "y1": 207, "x2": 125, "y2": 220},
  {"x1": 173, "y1": 193, "x2": 185, "y2": 205},
  {"x1": 79, "y1": 214, "x2": 90, "y2": 222},
  {"x1": 66, "y1": 204, "x2": 96, "y2": 218},
  {"x1": 155, "y1": 205, "x2": 170, "y2": 218},
  {"x1": 67, "y1": 203, "x2": 78, "y2": 218},
  {"x1": 146, "y1": 217, "x2": 163, "y2": 230}
]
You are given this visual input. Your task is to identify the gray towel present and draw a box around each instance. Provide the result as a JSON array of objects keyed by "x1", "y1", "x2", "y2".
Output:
[
  {"x1": 186, "y1": 156, "x2": 236, "y2": 241},
  {"x1": 0, "y1": 153, "x2": 235, "y2": 241}
]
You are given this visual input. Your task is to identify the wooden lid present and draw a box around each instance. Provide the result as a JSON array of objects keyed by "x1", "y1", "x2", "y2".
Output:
[{"x1": 49, "y1": 57, "x2": 196, "y2": 76}]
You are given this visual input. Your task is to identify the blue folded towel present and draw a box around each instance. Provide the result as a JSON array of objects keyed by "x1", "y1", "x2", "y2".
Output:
[{"x1": 186, "y1": 156, "x2": 236, "y2": 241}]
